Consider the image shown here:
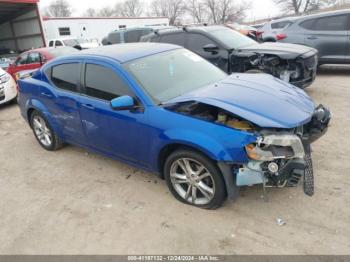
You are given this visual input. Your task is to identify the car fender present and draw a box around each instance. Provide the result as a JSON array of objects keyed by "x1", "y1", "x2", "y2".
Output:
[
  {"x1": 152, "y1": 128, "x2": 256, "y2": 168},
  {"x1": 25, "y1": 98, "x2": 64, "y2": 139}
]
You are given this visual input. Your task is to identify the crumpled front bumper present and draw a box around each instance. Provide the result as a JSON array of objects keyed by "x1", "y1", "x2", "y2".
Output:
[{"x1": 223, "y1": 104, "x2": 331, "y2": 199}]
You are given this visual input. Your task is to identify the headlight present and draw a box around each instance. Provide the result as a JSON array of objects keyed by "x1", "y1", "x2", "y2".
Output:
[
  {"x1": 0, "y1": 73, "x2": 10, "y2": 84},
  {"x1": 245, "y1": 134, "x2": 305, "y2": 161}
]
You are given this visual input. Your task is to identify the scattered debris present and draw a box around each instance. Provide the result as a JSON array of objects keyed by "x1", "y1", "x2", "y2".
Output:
[
  {"x1": 276, "y1": 218, "x2": 286, "y2": 226},
  {"x1": 125, "y1": 174, "x2": 131, "y2": 179}
]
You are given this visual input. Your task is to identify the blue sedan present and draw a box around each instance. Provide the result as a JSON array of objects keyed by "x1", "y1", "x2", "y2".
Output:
[{"x1": 18, "y1": 43, "x2": 330, "y2": 209}]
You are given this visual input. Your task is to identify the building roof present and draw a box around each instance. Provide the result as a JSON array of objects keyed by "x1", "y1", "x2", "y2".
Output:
[
  {"x1": 42, "y1": 16, "x2": 168, "y2": 21},
  {"x1": 75, "y1": 43, "x2": 181, "y2": 63}
]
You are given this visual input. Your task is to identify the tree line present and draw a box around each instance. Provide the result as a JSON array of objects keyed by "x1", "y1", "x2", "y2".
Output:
[{"x1": 43, "y1": 0, "x2": 350, "y2": 25}]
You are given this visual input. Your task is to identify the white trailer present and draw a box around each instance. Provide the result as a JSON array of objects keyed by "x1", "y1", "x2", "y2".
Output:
[
  {"x1": 43, "y1": 17, "x2": 169, "y2": 44},
  {"x1": 0, "y1": 0, "x2": 45, "y2": 52}
]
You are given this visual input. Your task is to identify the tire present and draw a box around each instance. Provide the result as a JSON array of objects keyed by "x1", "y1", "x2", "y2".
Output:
[
  {"x1": 164, "y1": 149, "x2": 227, "y2": 209},
  {"x1": 30, "y1": 110, "x2": 63, "y2": 151}
]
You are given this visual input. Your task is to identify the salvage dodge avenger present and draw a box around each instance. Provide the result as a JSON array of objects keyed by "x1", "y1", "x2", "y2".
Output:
[{"x1": 18, "y1": 43, "x2": 330, "y2": 209}]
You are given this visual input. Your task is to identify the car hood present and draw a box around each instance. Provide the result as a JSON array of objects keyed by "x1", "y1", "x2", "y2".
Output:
[
  {"x1": 237, "y1": 42, "x2": 317, "y2": 59},
  {"x1": 164, "y1": 73, "x2": 315, "y2": 129}
]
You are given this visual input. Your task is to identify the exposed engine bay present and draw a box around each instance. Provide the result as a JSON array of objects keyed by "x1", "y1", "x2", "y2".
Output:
[
  {"x1": 230, "y1": 52, "x2": 317, "y2": 88},
  {"x1": 166, "y1": 101, "x2": 331, "y2": 196}
]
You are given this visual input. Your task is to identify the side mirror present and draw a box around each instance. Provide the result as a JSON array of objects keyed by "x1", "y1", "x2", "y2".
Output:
[
  {"x1": 203, "y1": 44, "x2": 219, "y2": 54},
  {"x1": 110, "y1": 95, "x2": 136, "y2": 111}
]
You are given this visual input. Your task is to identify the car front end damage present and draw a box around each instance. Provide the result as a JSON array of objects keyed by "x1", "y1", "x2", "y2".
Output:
[
  {"x1": 164, "y1": 73, "x2": 330, "y2": 199},
  {"x1": 239, "y1": 104, "x2": 330, "y2": 197},
  {"x1": 230, "y1": 48, "x2": 318, "y2": 89}
]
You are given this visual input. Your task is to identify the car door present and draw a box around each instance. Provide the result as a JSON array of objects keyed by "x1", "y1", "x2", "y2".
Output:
[
  {"x1": 303, "y1": 14, "x2": 348, "y2": 63},
  {"x1": 42, "y1": 61, "x2": 86, "y2": 145},
  {"x1": 184, "y1": 33, "x2": 228, "y2": 72},
  {"x1": 8, "y1": 53, "x2": 29, "y2": 79},
  {"x1": 78, "y1": 60, "x2": 151, "y2": 167}
]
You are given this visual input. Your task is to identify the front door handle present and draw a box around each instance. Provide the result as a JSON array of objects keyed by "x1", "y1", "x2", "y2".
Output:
[
  {"x1": 307, "y1": 36, "x2": 318, "y2": 40},
  {"x1": 81, "y1": 103, "x2": 95, "y2": 110}
]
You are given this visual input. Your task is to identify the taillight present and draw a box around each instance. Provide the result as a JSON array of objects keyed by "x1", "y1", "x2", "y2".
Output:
[
  {"x1": 256, "y1": 31, "x2": 263, "y2": 36},
  {"x1": 276, "y1": 33, "x2": 287, "y2": 40}
]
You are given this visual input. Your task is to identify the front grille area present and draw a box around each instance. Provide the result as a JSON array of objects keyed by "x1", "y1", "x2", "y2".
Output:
[{"x1": 304, "y1": 55, "x2": 317, "y2": 69}]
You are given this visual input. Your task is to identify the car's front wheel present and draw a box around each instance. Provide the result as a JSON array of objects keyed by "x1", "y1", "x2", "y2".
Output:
[
  {"x1": 30, "y1": 110, "x2": 63, "y2": 151},
  {"x1": 164, "y1": 149, "x2": 227, "y2": 209}
]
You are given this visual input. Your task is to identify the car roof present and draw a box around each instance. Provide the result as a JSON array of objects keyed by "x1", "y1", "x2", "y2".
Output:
[
  {"x1": 74, "y1": 42, "x2": 182, "y2": 63},
  {"x1": 153, "y1": 25, "x2": 227, "y2": 35},
  {"x1": 296, "y1": 9, "x2": 350, "y2": 21}
]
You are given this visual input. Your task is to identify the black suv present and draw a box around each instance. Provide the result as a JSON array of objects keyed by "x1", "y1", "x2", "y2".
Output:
[{"x1": 141, "y1": 25, "x2": 318, "y2": 88}]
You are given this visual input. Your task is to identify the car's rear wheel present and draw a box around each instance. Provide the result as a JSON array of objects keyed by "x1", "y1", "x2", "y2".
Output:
[
  {"x1": 164, "y1": 149, "x2": 226, "y2": 209},
  {"x1": 30, "y1": 110, "x2": 63, "y2": 151}
]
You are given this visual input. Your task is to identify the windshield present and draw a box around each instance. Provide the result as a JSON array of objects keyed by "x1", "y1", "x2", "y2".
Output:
[
  {"x1": 210, "y1": 27, "x2": 257, "y2": 49},
  {"x1": 63, "y1": 39, "x2": 79, "y2": 46},
  {"x1": 125, "y1": 49, "x2": 227, "y2": 103}
]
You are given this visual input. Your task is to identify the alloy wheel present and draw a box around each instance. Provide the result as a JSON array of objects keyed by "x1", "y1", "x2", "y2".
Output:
[
  {"x1": 170, "y1": 158, "x2": 215, "y2": 205},
  {"x1": 32, "y1": 115, "x2": 52, "y2": 147}
]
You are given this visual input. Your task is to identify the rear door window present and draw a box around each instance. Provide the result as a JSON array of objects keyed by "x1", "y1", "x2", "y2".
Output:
[
  {"x1": 159, "y1": 33, "x2": 186, "y2": 46},
  {"x1": 299, "y1": 19, "x2": 316, "y2": 30},
  {"x1": 84, "y1": 63, "x2": 133, "y2": 101},
  {"x1": 51, "y1": 63, "x2": 80, "y2": 92},
  {"x1": 186, "y1": 33, "x2": 218, "y2": 53}
]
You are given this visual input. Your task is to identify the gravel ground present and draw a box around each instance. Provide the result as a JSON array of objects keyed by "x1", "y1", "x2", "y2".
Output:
[{"x1": 0, "y1": 66, "x2": 349, "y2": 255}]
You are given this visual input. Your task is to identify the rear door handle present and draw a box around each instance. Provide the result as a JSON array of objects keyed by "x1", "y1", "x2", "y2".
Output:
[
  {"x1": 81, "y1": 103, "x2": 95, "y2": 110},
  {"x1": 307, "y1": 36, "x2": 318, "y2": 40},
  {"x1": 41, "y1": 92, "x2": 52, "y2": 98}
]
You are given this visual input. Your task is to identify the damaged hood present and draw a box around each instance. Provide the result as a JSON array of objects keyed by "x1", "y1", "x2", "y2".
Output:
[
  {"x1": 236, "y1": 42, "x2": 317, "y2": 59},
  {"x1": 164, "y1": 73, "x2": 315, "y2": 128}
]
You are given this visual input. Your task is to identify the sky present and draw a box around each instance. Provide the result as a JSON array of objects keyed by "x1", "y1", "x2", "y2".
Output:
[{"x1": 39, "y1": 0, "x2": 281, "y2": 22}]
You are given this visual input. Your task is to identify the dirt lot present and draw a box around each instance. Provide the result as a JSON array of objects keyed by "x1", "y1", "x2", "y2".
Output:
[{"x1": 0, "y1": 66, "x2": 349, "y2": 255}]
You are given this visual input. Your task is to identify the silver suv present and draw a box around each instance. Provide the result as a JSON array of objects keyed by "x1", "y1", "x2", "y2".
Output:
[
  {"x1": 257, "y1": 17, "x2": 299, "y2": 42},
  {"x1": 275, "y1": 10, "x2": 350, "y2": 65}
]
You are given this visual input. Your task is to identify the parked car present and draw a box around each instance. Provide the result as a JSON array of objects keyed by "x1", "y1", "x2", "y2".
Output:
[
  {"x1": 141, "y1": 25, "x2": 318, "y2": 88},
  {"x1": 0, "y1": 67, "x2": 17, "y2": 105},
  {"x1": 274, "y1": 10, "x2": 350, "y2": 65},
  {"x1": 48, "y1": 38, "x2": 99, "y2": 50},
  {"x1": 103, "y1": 27, "x2": 172, "y2": 45},
  {"x1": 257, "y1": 17, "x2": 299, "y2": 42},
  {"x1": 18, "y1": 43, "x2": 330, "y2": 209},
  {"x1": 7, "y1": 47, "x2": 78, "y2": 81}
]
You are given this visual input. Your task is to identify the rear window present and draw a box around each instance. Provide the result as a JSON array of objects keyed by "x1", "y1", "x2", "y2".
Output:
[
  {"x1": 51, "y1": 63, "x2": 80, "y2": 92},
  {"x1": 160, "y1": 33, "x2": 186, "y2": 46},
  {"x1": 108, "y1": 31, "x2": 122, "y2": 44},
  {"x1": 125, "y1": 29, "x2": 152, "y2": 43}
]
